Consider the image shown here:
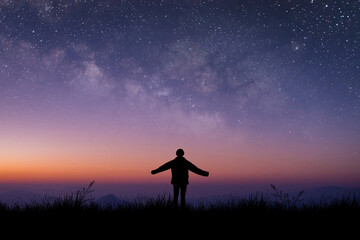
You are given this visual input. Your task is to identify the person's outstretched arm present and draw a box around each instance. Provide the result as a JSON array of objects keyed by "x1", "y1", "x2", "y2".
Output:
[
  {"x1": 187, "y1": 161, "x2": 209, "y2": 177},
  {"x1": 151, "y1": 160, "x2": 173, "y2": 175}
]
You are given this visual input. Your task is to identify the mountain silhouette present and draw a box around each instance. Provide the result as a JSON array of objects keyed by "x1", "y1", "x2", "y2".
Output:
[{"x1": 95, "y1": 194, "x2": 127, "y2": 208}]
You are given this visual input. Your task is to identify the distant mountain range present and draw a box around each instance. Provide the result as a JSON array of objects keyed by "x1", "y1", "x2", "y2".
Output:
[
  {"x1": 0, "y1": 190, "x2": 44, "y2": 205},
  {"x1": 304, "y1": 186, "x2": 360, "y2": 199},
  {"x1": 95, "y1": 194, "x2": 128, "y2": 207},
  {"x1": 315, "y1": 186, "x2": 360, "y2": 193},
  {"x1": 1, "y1": 186, "x2": 359, "y2": 206},
  {"x1": 0, "y1": 190, "x2": 128, "y2": 207}
]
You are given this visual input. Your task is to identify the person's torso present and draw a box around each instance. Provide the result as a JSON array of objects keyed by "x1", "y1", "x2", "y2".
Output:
[{"x1": 170, "y1": 157, "x2": 189, "y2": 184}]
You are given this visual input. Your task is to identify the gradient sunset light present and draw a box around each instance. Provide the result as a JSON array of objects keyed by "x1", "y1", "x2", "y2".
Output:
[{"x1": 0, "y1": 1, "x2": 359, "y2": 194}]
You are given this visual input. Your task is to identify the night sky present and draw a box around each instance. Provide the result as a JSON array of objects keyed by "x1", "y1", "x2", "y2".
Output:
[{"x1": 0, "y1": 1, "x2": 359, "y2": 188}]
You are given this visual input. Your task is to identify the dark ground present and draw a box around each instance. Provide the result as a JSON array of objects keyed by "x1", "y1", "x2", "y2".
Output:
[{"x1": 1, "y1": 196, "x2": 358, "y2": 238}]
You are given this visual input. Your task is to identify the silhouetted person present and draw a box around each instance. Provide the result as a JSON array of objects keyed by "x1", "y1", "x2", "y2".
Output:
[{"x1": 151, "y1": 149, "x2": 209, "y2": 208}]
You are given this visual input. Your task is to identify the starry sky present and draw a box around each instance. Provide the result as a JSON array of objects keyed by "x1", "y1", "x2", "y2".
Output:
[{"x1": 0, "y1": 0, "x2": 359, "y2": 188}]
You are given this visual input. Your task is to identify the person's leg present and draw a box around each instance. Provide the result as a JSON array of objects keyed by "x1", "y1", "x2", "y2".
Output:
[
  {"x1": 173, "y1": 185, "x2": 179, "y2": 207},
  {"x1": 180, "y1": 185, "x2": 187, "y2": 208}
]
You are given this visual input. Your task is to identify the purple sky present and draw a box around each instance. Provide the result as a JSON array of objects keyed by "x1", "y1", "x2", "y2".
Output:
[{"x1": 0, "y1": 1, "x2": 359, "y2": 197}]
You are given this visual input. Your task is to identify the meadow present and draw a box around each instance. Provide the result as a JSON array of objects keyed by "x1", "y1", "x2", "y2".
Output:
[{"x1": 0, "y1": 182, "x2": 359, "y2": 237}]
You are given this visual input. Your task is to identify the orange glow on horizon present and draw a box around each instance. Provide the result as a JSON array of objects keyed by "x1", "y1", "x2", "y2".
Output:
[{"x1": 0, "y1": 121, "x2": 359, "y2": 186}]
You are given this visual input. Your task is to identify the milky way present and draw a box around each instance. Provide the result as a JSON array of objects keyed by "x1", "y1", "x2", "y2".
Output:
[{"x1": 0, "y1": 1, "x2": 359, "y2": 184}]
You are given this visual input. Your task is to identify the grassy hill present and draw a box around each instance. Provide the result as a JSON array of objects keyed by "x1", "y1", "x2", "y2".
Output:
[{"x1": 0, "y1": 182, "x2": 359, "y2": 237}]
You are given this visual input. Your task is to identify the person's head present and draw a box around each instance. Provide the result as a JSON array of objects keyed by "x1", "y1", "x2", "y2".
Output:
[{"x1": 176, "y1": 148, "x2": 184, "y2": 157}]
